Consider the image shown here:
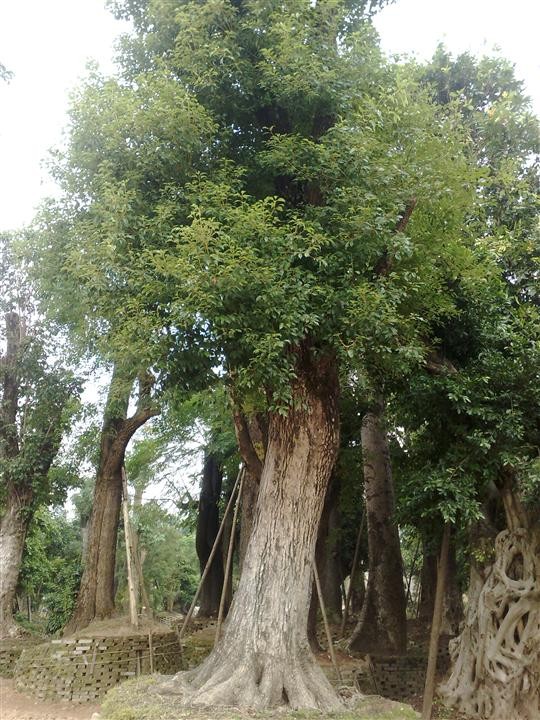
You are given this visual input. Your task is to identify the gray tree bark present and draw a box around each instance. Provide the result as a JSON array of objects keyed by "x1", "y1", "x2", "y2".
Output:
[
  {"x1": 160, "y1": 350, "x2": 342, "y2": 710},
  {"x1": 0, "y1": 488, "x2": 30, "y2": 637},
  {"x1": 348, "y1": 398, "x2": 407, "y2": 655},
  {"x1": 65, "y1": 366, "x2": 158, "y2": 634}
]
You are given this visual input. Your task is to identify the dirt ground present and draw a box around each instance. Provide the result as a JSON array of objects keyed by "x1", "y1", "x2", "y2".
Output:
[{"x1": 0, "y1": 678, "x2": 100, "y2": 720}]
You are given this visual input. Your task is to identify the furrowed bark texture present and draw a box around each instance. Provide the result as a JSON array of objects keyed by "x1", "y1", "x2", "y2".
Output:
[
  {"x1": 65, "y1": 367, "x2": 157, "y2": 634},
  {"x1": 237, "y1": 413, "x2": 266, "y2": 572},
  {"x1": 238, "y1": 467, "x2": 260, "y2": 571},
  {"x1": 349, "y1": 401, "x2": 407, "y2": 655},
  {"x1": 0, "y1": 312, "x2": 24, "y2": 639},
  {"x1": 0, "y1": 488, "x2": 30, "y2": 638},
  {"x1": 196, "y1": 454, "x2": 224, "y2": 617},
  {"x1": 440, "y1": 526, "x2": 540, "y2": 720},
  {"x1": 161, "y1": 352, "x2": 342, "y2": 710}
]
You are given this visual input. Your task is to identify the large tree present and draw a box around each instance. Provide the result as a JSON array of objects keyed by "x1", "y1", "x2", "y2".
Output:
[{"x1": 41, "y1": 0, "x2": 483, "y2": 709}]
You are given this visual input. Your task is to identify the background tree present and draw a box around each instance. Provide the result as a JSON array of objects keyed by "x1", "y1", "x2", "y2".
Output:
[{"x1": 0, "y1": 235, "x2": 80, "y2": 638}]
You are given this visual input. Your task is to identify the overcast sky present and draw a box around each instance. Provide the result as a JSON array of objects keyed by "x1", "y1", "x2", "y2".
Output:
[{"x1": 1, "y1": 0, "x2": 539, "y2": 233}]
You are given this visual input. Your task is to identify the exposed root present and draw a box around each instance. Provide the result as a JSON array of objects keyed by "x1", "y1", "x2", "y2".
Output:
[
  {"x1": 440, "y1": 529, "x2": 540, "y2": 720},
  {"x1": 159, "y1": 644, "x2": 343, "y2": 711}
]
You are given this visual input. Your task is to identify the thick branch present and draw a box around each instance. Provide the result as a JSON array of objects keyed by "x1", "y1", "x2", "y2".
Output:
[
  {"x1": 424, "y1": 350, "x2": 458, "y2": 375},
  {"x1": 232, "y1": 409, "x2": 263, "y2": 482}
]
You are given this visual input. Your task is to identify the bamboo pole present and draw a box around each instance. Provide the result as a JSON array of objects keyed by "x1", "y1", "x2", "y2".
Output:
[
  {"x1": 340, "y1": 509, "x2": 366, "y2": 637},
  {"x1": 314, "y1": 561, "x2": 343, "y2": 685},
  {"x1": 215, "y1": 468, "x2": 245, "y2": 646},
  {"x1": 422, "y1": 522, "x2": 451, "y2": 720},
  {"x1": 122, "y1": 467, "x2": 139, "y2": 628},
  {"x1": 177, "y1": 467, "x2": 243, "y2": 642}
]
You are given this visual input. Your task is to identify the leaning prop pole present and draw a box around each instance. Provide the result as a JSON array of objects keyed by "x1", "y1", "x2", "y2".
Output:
[
  {"x1": 340, "y1": 509, "x2": 366, "y2": 637},
  {"x1": 422, "y1": 522, "x2": 451, "y2": 720},
  {"x1": 215, "y1": 467, "x2": 245, "y2": 646},
  {"x1": 122, "y1": 466, "x2": 139, "y2": 629},
  {"x1": 178, "y1": 467, "x2": 243, "y2": 642},
  {"x1": 314, "y1": 561, "x2": 343, "y2": 685}
]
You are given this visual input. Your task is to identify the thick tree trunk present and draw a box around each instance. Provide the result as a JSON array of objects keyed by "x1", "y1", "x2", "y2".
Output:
[
  {"x1": 440, "y1": 526, "x2": 540, "y2": 719},
  {"x1": 161, "y1": 351, "x2": 342, "y2": 710},
  {"x1": 65, "y1": 366, "x2": 158, "y2": 634},
  {"x1": 0, "y1": 488, "x2": 31, "y2": 638},
  {"x1": 348, "y1": 399, "x2": 407, "y2": 655},
  {"x1": 196, "y1": 454, "x2": 224, "y2": 617},
  {"x1": 66, "y1": 460, "x2": 124, "y2": 633}
]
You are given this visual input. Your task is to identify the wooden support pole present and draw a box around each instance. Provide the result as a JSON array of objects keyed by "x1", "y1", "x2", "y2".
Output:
[
  {"x1": 148, "y1": 631, "x2": 154, "y2": 674},
  {"x1": 314, "y1": 561, "x2": 343, "y2": 685},
  {"x1": 215, "y1": 468, "x2": 245, "y2": 646},
  {"x1": 177, "y1": 467, "x2": 243, "y2": 643},
  {"x1": 340, "y1": 509, "x2": 366, "y2": 637},
  {"x1": 422, "y1": 522, "x2": 451, "y2": 720},
  {"x1": 122, "y1": 466, "x2": 139, "y2": 629}
]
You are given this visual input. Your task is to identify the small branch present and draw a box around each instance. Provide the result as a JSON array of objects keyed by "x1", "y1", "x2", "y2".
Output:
[
  {"x1": 395, "y1": 198, "x2": 417, "y2": 234},
  {"x1": 374, "y1": 198, "x2": 417, "y2": 277}
]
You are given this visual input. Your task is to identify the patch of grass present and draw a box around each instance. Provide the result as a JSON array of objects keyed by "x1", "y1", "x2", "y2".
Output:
[{"x1": 101, "y1": 677, "x2": 419, "y2": 720}]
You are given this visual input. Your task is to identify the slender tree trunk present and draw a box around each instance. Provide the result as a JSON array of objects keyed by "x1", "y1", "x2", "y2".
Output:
[
  {"x1": 0, "y1": 488, "x2": 31, "y2": 638},
  {"x1": 418, "y1": 545, "x2": 437, "y2": 626},
  {"x1": 307, "y1": 474, "x2": 342, "y2": 648},
  {"x1": 196, "y1": 454, "x2": 224, "y2": 618},
  {"x1": 419, "y1": 536, "x2": 463, "y2": 636},
  {"x1": 349, "y1": 398, "x2": 407, "y2": 655},
  {"x1": 317, "y1": 476, "x2": 343, "y2": 622},
  {"x1": 65, "y1": 365, "x2": 158, "y2": 634},
  {"x1": 161, "y1": 351, "x2": 342, "y2": 710},
  {"x1": 350, "y1": 571, "x2": 365, "y2": 615}
]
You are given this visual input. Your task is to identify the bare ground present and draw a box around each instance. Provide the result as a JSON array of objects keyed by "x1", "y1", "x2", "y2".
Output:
[
  {"x1": 0, "y1": 678, "x2": 99, "y2": 720},
  {"x1": 0, "y1": 619, "x2": 466, "y2": 720}
]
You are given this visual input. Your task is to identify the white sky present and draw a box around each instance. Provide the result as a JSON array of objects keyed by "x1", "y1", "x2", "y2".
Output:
[{"x1": 0, "y1": 0, "x2": 539, "y2": 233}]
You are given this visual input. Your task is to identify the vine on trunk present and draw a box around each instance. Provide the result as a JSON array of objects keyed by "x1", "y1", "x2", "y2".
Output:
[{"x1": 440, "y1": 528, "x2": 540, "y2": 720}]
